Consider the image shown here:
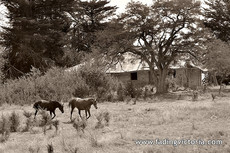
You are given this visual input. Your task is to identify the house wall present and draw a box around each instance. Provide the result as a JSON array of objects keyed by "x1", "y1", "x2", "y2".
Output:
[
  {"x1": 109, "y1": 70, "x2": 150, "y2": 87},
  {"x1": 175, "y1": 68, "x2": 201, "y2": 89},
  {"x1": 108, "y1": 68, "x2": 202, "y2": 89}
]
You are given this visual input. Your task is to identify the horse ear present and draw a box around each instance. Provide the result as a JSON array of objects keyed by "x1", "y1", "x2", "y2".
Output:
[{"x1": 60, "y1": 99, "x2": 64, "y2": 106}]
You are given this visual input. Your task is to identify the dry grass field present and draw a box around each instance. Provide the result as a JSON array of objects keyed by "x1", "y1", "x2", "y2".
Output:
[{"x1": 0, "y1": 91, "x2": 230, "y2": 153}]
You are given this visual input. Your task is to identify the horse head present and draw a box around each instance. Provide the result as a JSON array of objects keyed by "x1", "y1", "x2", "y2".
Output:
[
  {"x1": 93, "y1": 98, "x2": 98, "y2": 109},
  {"x1": 59, "y1": 100, "x2": 64, "y2": 113}
]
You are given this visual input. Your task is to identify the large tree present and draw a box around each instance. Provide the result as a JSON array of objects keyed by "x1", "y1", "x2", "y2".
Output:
[
  {"x1": 202, "y1": 0, "x2": 230, "y2": 85},
  {"x1": 0, "y1": 0, "x2": 74, "y2": 78},
  {"x1": 203, "y1": 0, "x2": 230, "y2": 42},
  {"x1": 66, "y1": 0, "x2": 117, "y2": 54},
  {"x1": 94, "y1": 0, "x2": 207, "y2": 94},
  {"x1": 204, "y1": 39, "x2": 230, "y2": 84}
]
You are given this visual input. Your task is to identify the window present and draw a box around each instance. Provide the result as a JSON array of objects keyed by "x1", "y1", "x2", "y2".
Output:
[{"x1": 131, "y1": 72, "x2": 137, "y2": 80}]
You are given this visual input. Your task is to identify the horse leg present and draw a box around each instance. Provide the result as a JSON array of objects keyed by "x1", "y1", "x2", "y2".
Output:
[
  {"x1": 50, "y1": 111, "x2": 53, "y2": 119},
  {"x1": 85, "y1": 110, "x2": 88, "y2": 119},
  {"x1": 52, "y1": 111, "x2": 56, "y2": 119},
  {"x1": 87, "y1": 109, "x2": 91, "y2": 119},
  {"x1": 78, "y1": 109, "x2": 82, "y2": 118},
  {"x1": 70, "y1": 108, "x2": 74, "y2": 120},
  {"x1": 34, "y1": 109, "x2": 38, "y2": 119}
]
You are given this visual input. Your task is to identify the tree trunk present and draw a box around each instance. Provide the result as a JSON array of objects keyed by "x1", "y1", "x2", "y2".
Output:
[
  {"x1": 209, "y1": 72, "x2": 218, "y2": 86},
  {"x1": 156, "y1": 69, "x2": 168, "y2": 94},
  {"x1": 149, "y1": 68, "x2": 155, "y2": 85}
]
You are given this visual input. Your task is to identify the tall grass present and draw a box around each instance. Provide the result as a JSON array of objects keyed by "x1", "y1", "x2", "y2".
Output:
[
  {"x1": 0, "y1": 64, "x2": 122, "y2": 105},
  {"x1": 0, "y1": 115, "x2": 11, "y2": 142}
]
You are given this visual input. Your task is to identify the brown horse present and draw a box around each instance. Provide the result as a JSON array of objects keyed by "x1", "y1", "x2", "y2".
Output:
[
  {"x1": 33, "y1": 100, "x2": 64, "y2": 119},
  {"x1": 68, "y1": 97, "x2": 98, "y2": 120}
]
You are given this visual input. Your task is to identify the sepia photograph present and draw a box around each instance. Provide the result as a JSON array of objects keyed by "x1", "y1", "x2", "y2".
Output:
[{"x1": 0, "y1": 0, "x2": 229, "y2": 152}]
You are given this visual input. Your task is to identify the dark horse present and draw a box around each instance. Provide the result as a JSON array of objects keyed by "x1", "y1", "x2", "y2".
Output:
[
  {"x1": 68, "y1": 97, "x2": 98, "y2": 120},
  {"x1": 33, "y1": 100, "x2": 64, "y2": 119}
]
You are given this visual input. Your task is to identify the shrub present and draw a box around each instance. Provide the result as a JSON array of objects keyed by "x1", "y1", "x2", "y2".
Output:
[
  {"x1": 61, "y1": 138, "x2": 79, "y2": 153},
  {"x1": 95, "y1": 111, "x2": 110, "y2": 128},
  {"x1": 22, "y1": 111, "x2": 34, "y2": 132},
  {"x1": 95, "y1": 113, "x2": 104, "y2": 129},
  {"x1": 117, "y1": 83, "x2": 125, "y2": 101},
  {"x1": 73, "y1": 118, "x2": 87, "y2": 133},
  {"x1": 28, "y1": 146, "x2": 40, "y2": 153},
  {"x1": 52, "y1": 120, "x2": 59, "y2": 135},
  {"x1": 0, "y1": 115, "x2": 11, "y2": 142},
  {"x1": 38, "y1": 110, "x2": 52, "y2": 135},
  {"x1": 9, "y1": 111, "x2": 20, "y2": 132},
  {"x1": 89, "y1": 134, "x2": 102, "y2": 148},
  {"x1": 78, "y1": 64, "x2": 120, "y2": 101},
  {"x1": 47, "y1": 143, "x2": 54, "y2": 153},
  {"x1": 103, "y1": 112, "x2": 110, "y2": 126},
  {"x1": 0, "y1": 64, "x2": 122, "y2": 105},
  {"x1": 125, "y1": 82, "x2": 136, "y2": 98},
  {"x1": 39, "y1": 110, "x2": 52, "y2": 127}
]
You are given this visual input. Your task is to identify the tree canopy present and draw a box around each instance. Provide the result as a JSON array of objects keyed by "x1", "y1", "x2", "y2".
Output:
[
  {"x1": 203, "y1": 0, "x2": 230, "y2": 85},
  {"x1": 203, "y1": 0, "x2": 230, "y2": 42},
  {"x1": 66, "y1": 0, "x2": 117, "y2": 53},
  {"x1": 0, "y1": 0, "x2": 75, "y2": 78},
  {"x1": 0, "y1": 0, "x2": 117, "y2": 79},
  {"x1": 94, "y1": 0, "x2": 207, "y2": 94}
]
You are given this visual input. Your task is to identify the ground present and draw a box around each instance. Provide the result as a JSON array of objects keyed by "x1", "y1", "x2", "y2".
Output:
[{"x1": 0, "y1": 89, "x2": 230, "y2": 153}]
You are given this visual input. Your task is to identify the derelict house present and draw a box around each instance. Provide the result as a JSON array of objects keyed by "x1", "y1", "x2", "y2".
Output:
[{"x1": 106, "y1": 59, "x2": 203, "y2": 89}]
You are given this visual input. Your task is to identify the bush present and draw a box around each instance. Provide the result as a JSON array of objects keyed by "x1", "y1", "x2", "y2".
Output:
[
  {"x1": 124, "y1": 82, "x2": 143, "y2": 100},
  {"x1": 47, "y1": 143, "x2": 54, "y2": 153},
  {"x1": 95, "y1": 111, "x2": 110, "y2": 129},
  {"x1": 125, "y1": 82, "x2": 136, "y2": 98},
  {"x1": 73, "y1": 118, "x2": 87, "y2": 133},
  {"x1": 78, "y1": 64, "x2": 120, "y2": 100},
  {"x1": 117, "y1": 83, "x2": 125, "y2": 101},
  {"x1": 22, "y1": 111, "x2": 34, "y2": 132},
  {"x1": 89, "y1": 134, "x2": 102, "y2": 148},
  {"x1": 0, "y1": 115, "x2": 11, "y2": 142},
  {"x1": 52, "y1": 120, "x2": 59, "y2": 135},
  {"x1": 9, "y1": 111, "x2": 20, "y2": 132},
  {"x1": 0, "y1": 64, "x2": 122, "y2": 105}
]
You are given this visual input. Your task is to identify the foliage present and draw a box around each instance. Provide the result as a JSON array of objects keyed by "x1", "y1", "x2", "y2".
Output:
[
  {"x1": 73, "y1": 118, "x2": 87, "y2": 133},
  {"x1": 52, "y1": 120, "x2": 59, "y2": 135},
  {"x1": 203, "y1": 0, "x2": 230, "y2": 42},
  {"x1": 47, "y1": 143, "x2": 54, "y2": 153},
  {"x1": 67, "y1": 0, "x2": 117, "y2": 54},
  {"x1": 95, "y1": 111, "x2": 110, "y2": 128},
  {"x1": 204, "y1": 39, "x2": 230, "y2": 84},
  {"x1": 117, "y1": 83, "x2": 125, "y2": 101},
  {"x1": 89, "y1": 134, "x2": 102, "y2": 148},
  {"x1": 39, "y1": 111, "x2": 52, "y2": 127},
  {"x1": 125, "y1": 82, "x2": 136, "y2": 98},
  {"x1": 0, "y1": 64, "x2": 121, "y2": 105},
  {"x1": 0, "y1": 115, "x2": 10, "y2": 142},
  {"x1": 22, "y1": 111, "x2": 34, "y2": 132},
  {"x1": 203, "y1": 0, "x2": 230, "y2": 85},
  {"x1": 9, "y1": 111, "x2": 20, "y2": 132},
  {"x1": 0, "y1": 0, "x2": 74, "y2": 78},
  {"x1": 94, "y1": 0, "x2": 207, "y2": 94}
]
